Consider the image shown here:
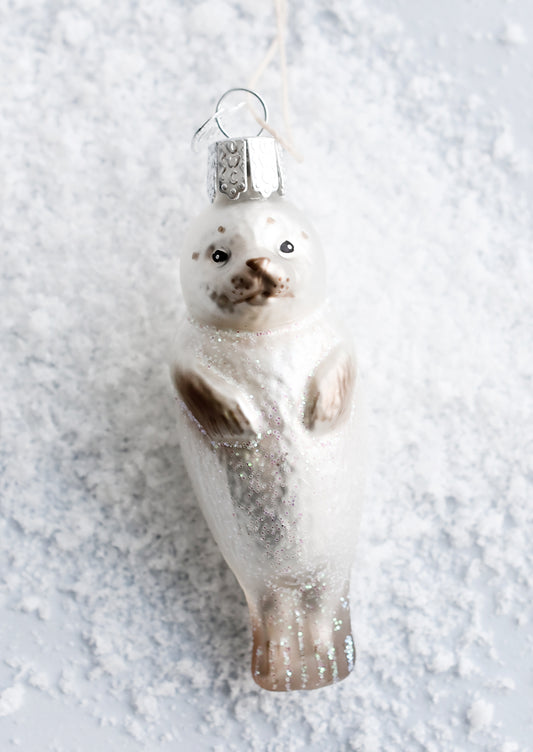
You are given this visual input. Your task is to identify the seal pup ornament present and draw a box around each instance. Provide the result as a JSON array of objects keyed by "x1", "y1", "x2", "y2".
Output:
[{"x1": 172, "y1": 101, "x2": 365, "y2": 691}]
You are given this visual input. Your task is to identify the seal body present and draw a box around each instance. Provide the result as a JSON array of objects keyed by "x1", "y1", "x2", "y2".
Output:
[{"x1": 172, "y1": 195, "x2": 364, "y2": 690}]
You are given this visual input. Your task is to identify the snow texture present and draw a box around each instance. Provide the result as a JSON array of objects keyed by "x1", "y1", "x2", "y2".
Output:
[
  {"x1": 0, "y1": 685, "x2": 25, "y2": 718},
  {"x1": 1, "y1": 0, "x2": 532, "y2": 750}
]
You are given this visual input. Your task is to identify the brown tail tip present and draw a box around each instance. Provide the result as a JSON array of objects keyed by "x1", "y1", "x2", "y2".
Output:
[{"x1": 251, "y1": 607, "x2": 356, "y2": 692}]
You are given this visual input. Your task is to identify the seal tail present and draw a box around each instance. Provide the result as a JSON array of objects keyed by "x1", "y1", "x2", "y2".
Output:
[{"x1": 249, "y1": 587, "x2": 355, "y2": 692}]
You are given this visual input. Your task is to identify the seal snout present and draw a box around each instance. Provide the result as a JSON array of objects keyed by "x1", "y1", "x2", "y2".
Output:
[
  {"x1": 245, "y1": 257, "x2": 278, "y2": 291},
  {"x1": 221, "y1": 256, "x2": 293, "y2": 309},
  {"x1": 240, "y1": 257, "x2": 281, "y2": 302},
  {"x1": 246, "y1": 257, "x2": 272, "y2": 274}
]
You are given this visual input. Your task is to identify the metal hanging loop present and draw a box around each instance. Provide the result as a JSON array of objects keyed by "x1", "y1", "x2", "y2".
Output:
[
  {"x1": 214, "y1": 88, "x2": 267, "y2": 139},
  {"x1": 191, "y1": 88, "x2": 268, "y2": 151}
]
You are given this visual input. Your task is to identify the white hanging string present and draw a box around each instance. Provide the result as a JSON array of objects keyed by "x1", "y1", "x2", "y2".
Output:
[
  {"x1": 247, "y1": 0, "x2": 303, "y2": 162},
  {"x1": 191, "y1": 0, "x2": 302, "y2": 158}
]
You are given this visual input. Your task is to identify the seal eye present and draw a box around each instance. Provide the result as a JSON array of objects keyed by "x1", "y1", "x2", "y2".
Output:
[
  {"x1": 212, "y1": 249, "x2": 230, "y2": 264},
  {"x1": 279, "y1": 240, "x2": 294, "y2": 254}
]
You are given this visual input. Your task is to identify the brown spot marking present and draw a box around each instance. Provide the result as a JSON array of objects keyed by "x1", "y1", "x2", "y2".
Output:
[
  {"x1": 301, "y1": 230, "x2": 309, "y2": 239},
  {"x1": 218, "y1": 226, "x2": 225, "y2": 233},
  {"x1": 231, "y1": 275, "x2": 252, "y2": 291},
  {"x1": 266, "y1": 217, "x2": 276, "y2": 224},
  {"x1": 191, "y1": 252, "x2": 199, "y2": 260},
  {"x1": 209, "y1": 290, "x2": 234, "y2": 311}
]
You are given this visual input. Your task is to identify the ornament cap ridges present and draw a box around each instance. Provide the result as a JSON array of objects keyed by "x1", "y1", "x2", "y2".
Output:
[{"x1": 208, "y1": 137, "x2": 285, "y2": 203}]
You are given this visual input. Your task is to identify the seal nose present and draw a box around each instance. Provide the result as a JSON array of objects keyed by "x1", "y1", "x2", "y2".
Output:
[
  {"x1": 245, "y1": 257, "x2": 280, "y2": 295},
  {"x1": 246, "y1": 257, "x2": 271, "y2": 273}
]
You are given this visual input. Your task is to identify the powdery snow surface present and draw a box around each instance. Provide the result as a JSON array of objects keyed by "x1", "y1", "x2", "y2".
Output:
[
  {"x1": 1, "y1": 0, "x2": 532, "y2": 750},
  {"x1": 0, "y1": 685, "x2": 25, "y2": 718}
]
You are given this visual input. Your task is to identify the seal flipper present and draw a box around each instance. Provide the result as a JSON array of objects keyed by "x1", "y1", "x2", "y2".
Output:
[
  {"x1": 304, "y1": 344, "x2": 356, "y2": 433},
  {"x1": 249, "y1": 584, "x2": 355, "y2": 692},
  {"x1": 172, "y1": 364, "x2": 260, "y2": 442}
]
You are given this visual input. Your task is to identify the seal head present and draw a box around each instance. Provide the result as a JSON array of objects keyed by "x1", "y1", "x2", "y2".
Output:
[{"x1": 180, "y1": 196, "x2": 327, "y2": 331}]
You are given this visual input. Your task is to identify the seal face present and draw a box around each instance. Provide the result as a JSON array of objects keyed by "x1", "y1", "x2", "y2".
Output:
[{"x1": 180, "y1": 196, "x2": 327, "y2": 331}]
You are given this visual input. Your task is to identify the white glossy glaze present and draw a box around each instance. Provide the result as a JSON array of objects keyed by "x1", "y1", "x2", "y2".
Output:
[{"x1": 172, "y1": 195, "x2": 365, "y2": 691}]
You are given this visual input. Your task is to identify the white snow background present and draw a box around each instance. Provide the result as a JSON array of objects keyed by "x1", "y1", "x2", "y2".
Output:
[{"x1": 1, "y1": 0, "x2": 532, "y2": 750}]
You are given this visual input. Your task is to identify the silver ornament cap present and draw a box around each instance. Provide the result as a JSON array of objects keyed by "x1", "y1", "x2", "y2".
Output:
[{"x1": 207, "y1": 137, "x2": 285, "y2": 203}]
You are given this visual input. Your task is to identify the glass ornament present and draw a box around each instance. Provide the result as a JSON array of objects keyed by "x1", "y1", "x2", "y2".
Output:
[{"x1": 172, "y1": 98, "x2": 365, "y2": 691}]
